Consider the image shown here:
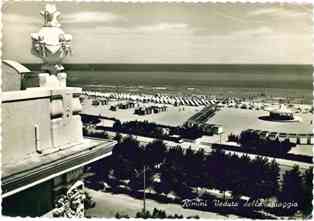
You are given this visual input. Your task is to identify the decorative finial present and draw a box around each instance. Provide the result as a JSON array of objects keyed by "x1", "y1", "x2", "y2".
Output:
[
  {"x1": 31, "y1": 4, "x2": 72, "y2": 76},
  {"x1": 40, "y1": 4, "x2": 61, "y2": 27}
]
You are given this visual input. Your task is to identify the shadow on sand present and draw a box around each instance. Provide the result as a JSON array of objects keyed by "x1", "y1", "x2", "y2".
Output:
[{"x1": 258, "y1": 116, "x2": 299, "y2": 123}]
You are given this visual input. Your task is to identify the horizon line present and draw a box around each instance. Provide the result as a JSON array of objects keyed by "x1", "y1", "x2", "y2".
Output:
[{"x1": 21, "y1": 62, "x2": 313, "y2": 66}]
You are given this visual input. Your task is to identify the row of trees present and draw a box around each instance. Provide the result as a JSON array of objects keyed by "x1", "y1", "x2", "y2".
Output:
[
  {"x1": 232, "y1": 130, "x2": 294, "y2": 155},
  {"x1": 112, "y1": 120, "x2": 205, "y2": 141},
  {"x1": 111, "y1": 136, "x2": 280, "y2": 200},
  {"x1": 135, "y1": 208, "x2": 199, "y2": 219},
  {"x1": 87, "y1": 136, "x2": 313, "y2": 217},
  {"x1": 154, "y1": 146, "x2": 281, "y2": 200},
  {"x1": 115, "y1": 208, "x2": 199, "y2": 219},
  {"x1": 113, "y1": 120, "x2": 172, "y2": 140}
]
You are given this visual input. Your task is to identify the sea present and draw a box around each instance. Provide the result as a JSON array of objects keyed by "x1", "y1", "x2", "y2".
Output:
[{"x1": 63, "y1": 64, "x2": 313, "y2": 103}]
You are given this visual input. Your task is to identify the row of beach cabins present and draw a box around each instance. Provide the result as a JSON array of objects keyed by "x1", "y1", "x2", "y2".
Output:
[
  {"x1": 109, "y1": 102, "x2": 136, "y2": 111},
  {"x1": 134, "y1": 105, "x2": 167, "y2": 115},
  {"x1": 244, "y1": 129, "x2": 314, "y2": 145},
  {"x1": 90, "y1": 96, "x2": 168, "y2": 116},
  {"x1": 185, "y1": 105, "x2": 217, "y2": 127},
  {"x1": 83, "y1": 91, "x2": 239, "y2": 108},
  {"x1": 83, "y1": 91, "x2": 213, "y2": 107},
  {"x1": 82, "y1": 91, "x2": 312, "y2": 113}
]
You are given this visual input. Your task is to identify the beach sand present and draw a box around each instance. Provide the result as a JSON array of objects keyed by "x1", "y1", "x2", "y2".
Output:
[
  {"x1": 82, "y1": 99, "x2": 199, "y2": 127},
  {"x1": 207, "y1": 108, "x2": 312, "y2": 137}
]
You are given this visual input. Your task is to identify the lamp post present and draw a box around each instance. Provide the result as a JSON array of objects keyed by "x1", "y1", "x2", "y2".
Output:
[
  {"x1": 142, "y1": 142, "x2": 146, "y2": 214},
  {"x1": 143, "y1": 162, "x2": 146, "y2": 213}
]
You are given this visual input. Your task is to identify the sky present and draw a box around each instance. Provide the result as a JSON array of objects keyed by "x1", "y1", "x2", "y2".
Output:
[{"x1": 2, "y1": 2, "x2": 313, "y2": 64}]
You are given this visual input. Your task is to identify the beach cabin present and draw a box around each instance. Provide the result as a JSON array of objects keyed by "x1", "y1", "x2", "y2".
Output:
[
  {"x1": 100, "y1": 99, "x2": 108, "y2": 105},
  {"x1": 268, "y1": 132, "x2": 278, "y2": 141},
  {"x1": 299, "y1": 134, "x2": 308, "y2": 145},
  {"x1": 110, "y1": 105, "x2": 117, "y2": 111},
  {"x1": 289, "y1": 134, "x2": 298, "y2": 144},
  {"x1": 259, "y1": 131, "x2": 269, "y2": 140},
  {"x1": 310, "y1": 135, "x2": 314, "y2": 145},
  {"x1": 92, "y1": 100, "x2": 100, "y2": 106},
  {"x1": 278, "y1": 133, "x2": 288, "y2": 142}
]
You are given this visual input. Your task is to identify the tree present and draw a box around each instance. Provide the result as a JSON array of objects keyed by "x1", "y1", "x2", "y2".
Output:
[
  {"x1": 112, "y1": 135, "x2": 142, "y2": 165},
  {"x1": 159, "y1": 147, "x2": 189, "y2": 197},
  {"x1": 129, "y1": 170, "x2": 144, "y2": 192},
  {"x1": 136, "y1": 208, "x2": 186, "y2": 219},
  {"x1": 111, "y1": 154, "x2": 134, "y2": 180},
  {"x1": 145, "y1": 139, "x2": 167, "y2": 167},
  {"x1": 188, "y1": 148, "x2": 207, "y2": 187},
  {"x1": 247, "y1": 156, "x2": 270, "y2": 199},
  {"x1": 209, "y1": 149, "x2": 230, "y2": 199},
  {"x1": 279, "y1": 165, "x2": 304, "y2": 215},
  {"x1": 103, "y1": 131, "x2": 109, "y2": 139},
  {"x1": 230, "y1": 154, "x2": 250, "y2": 199},
  {"x1": 267, "y1": 159, "x2": 280, "y2": 197},
  {"x1": 301, "y1": 167, "x2": 313, "y2": 216},
  {"x1": 111, "y1": 135, "x2": 143, "y2": 179},
  {"x1": 228, "y1": 133, "x2": 238, "y2": 142},
  {"x1": 115, "y1": 212, "x2": 129, "y2": 218},
  {"x1": 113, "y1": 133, "x2": 122, "y2": 143},
  {"x1": 113, "y1": 120, "x2": 122, "y2": 131}
]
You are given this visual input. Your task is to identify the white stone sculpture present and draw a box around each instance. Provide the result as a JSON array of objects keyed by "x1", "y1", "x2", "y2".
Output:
[
  {"x1": 52, "y1": 181, "x2": 86, "y2": 218},
  {"x1": 40, "y1": 4, "x2": 61, "y2": 28},
  {"x1": 31, "y1": 4, "x2": 72, "y2": 80}
]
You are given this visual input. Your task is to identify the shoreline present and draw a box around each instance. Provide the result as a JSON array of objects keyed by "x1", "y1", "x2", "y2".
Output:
[{"x1": 79, "y1": 87, "x2": 312, "y2": 105}]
